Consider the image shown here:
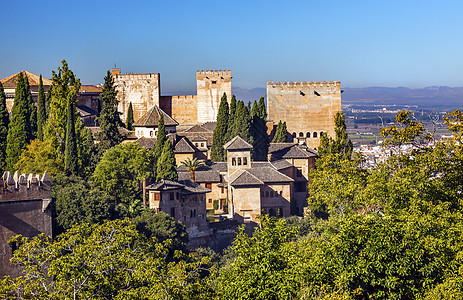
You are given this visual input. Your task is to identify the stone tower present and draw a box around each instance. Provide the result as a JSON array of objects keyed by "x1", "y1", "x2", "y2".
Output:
[
  {"x1": 196, "y1": 70, "x2": 232, "y2": 124},
  {"x1": 267, "y1": 81, "x2": 342, "y2": 149},
  {"x1": 112, "y1": 68, "x2": 161, "y2": 123}
]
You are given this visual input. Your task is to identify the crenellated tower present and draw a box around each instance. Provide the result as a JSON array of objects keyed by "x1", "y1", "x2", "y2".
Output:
[
  {"x1": 112, "y1": 68, "x2": 161, "y2": 124},
  {"x1": 267, "y1": 80, "x2": 342, "y2": 149},
  {"x1": 196, "y1": 70, "x2": 232, "y2": 123}
]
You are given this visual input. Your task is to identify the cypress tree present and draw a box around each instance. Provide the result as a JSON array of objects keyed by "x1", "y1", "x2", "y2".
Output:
[
  {"x1": 126, "y1": 102, "x2": 134, "y2": 130},
  {"x1": 97, "y1": 71, "x2": 123, "y2": 153},
  {"x1": 211, "y1": 93, "x2": 229, "y2": 161},
  {"x1": 318, "y1": 112, "x2": 353, "y2": 159},
  {"x1": 64, "y1": 95, "x2": 78, "y2": 175},
  {"x1": 0, "y1": 82, "x2": 9, "y2": 172},
  {"x1": 45, "y1": 60, "x2": 80, "y2": 150},
  {"x1": 156, "y1": 140, "x2": 177, "y2": 181},
  {"x1": 45, "y1": 86, "x2": 52, "y2": 117},
  {"x1": 272, "y1": 121, "x2": 288, "y2": 143},
  {"x1": 225, "y1": 95, "x2": 237, "y2": 142},
  {"x1": 232, "y1": 100, "x2": 252, "y2": 145},
  {"x1": 251, "y1": 97, "x2": 269, "y2": 161},
  {"x1": 6, "y1": 73, "x2": 28, "y2": 171},
  {"x1": 153, "y1": 114, "x2": 166, "y2": 171},
  {"x1": 24, "y1": 75, "x2": 37, "y2": 142},
  {"x1": 37, "y1": 75, "x2": 46, "y2": 141}
]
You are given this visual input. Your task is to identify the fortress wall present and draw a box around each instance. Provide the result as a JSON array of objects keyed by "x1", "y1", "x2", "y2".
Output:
[
  {"x1": 169, "y1": 95, "x2": 198, "y2": 125},
  {"x1": 196, "y1": 70, "x2": 232, "y2": 123},
  {"x1": 114, "y1": 73, "x2": 160, "y2": 123},
  {"x1": 267, "y1": 81, "x2": 341, "y2": 148}
]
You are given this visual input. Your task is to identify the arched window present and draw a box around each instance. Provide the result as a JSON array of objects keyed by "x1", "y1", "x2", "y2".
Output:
[
  {"x1": 279, "y1": 191, "x2": 283, "y2": 196},
  {"x1": 150, "y1": 131, "x2": 153, "y2": 137},
  {"x1": 201, "y1": 143, "x2": 204, "y2": 147},
  {"x1": 306, "y1": 132, "x2": 310, "y2": 138},
  {"x1": 320, "y1": 131, "x2": 323, "y2": 137},
  {"x1": 313, "y1": 132, "x2": 318, "y2": 138},
  {"x1": 292, "y1": 132, "x2": 296, "y2": 138},
  {"x1": 299, "y1": 132, "x2": 304, "y2": 137},
  {"x1": 232, "y1": 158, "x2": 236, "y2": 166}
]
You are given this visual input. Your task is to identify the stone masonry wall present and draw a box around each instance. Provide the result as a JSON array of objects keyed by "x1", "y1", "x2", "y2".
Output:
[
  {"x1": 114, "y1": 73, "x2": 160, "y2": 123},
  {"x1": 0, "y1": 171, "x2": 52, "y2": 278},
  {"x1": 196, "y1": 70, "x2": 232, "y2": 124},
  {"x1": 267, "y1": 81, "x2": 342, "y2": 149}
]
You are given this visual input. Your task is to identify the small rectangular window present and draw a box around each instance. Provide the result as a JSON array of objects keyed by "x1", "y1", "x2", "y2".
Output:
[
  {"x1": 170, "y1": 193, "x2": 175, "y2": 201},
  {"x1": 243, "y1": 157, "x2": 247, "y2": 165},
  {"x1": 170, "y1": 207, "x2": 175, "y2": 218},
  {"x1": 206, "y1": 183, "x2": 212, "y2": 189},
  {"x1": 238, "y1": 158, "x2": 242, "y2": 165},
  {"x1": 155, "y1": 193, "x2": 161, "y2": 201},
  {"x1": 212, "y1": 81, "x2": 217, "y2": 84}
]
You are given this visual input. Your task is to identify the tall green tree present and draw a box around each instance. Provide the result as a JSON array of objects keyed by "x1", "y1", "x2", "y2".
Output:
[
  {"x1": 64, "y1": 95, "x2": 78, "y2": 175},
  {"x1": 250, "y1": 97, "x2": 269, "y2": 161},
  {"x1": 272, "y1": 121, "x2": 288, "y2": 143},
  {"x1": 52, "y1": 175, "x2": 113, "y2": 234},
  {"x1": 318, "y1": 111, "x2": 353, "y2": 159},
  {"x1": 126, "y1": 102, "x2": 134, "y2": 130},
  {"x1": 231, "y1": 100, "x2": 252, "y2": 145},
  {"x1": 36, "y1": 75, "x2": 46, "y2": 141},
  {"x1": 211, "y1": 93, "x2": 229, "y2": 161},
  {"x1": 153, "y1": 114, "x2": 166, "y2": 171},
  {"x1": 0, "y1": 82, "x2": 9, "y2": 172},
  {"x1": 24, "y1": 74, "x2": 37, "y2": 141},
  {"x1": 225, "y1": 94, "x2": 237, "y2": 142},
  {"x1": 156, "y1": 140, "x2": 178, "y2": 181},
  {"x1": 5, "y1": 73, "x2": 29, "y2": 171},
  {"x1": 44, "y1": 60, "x2": 81, "y2": 151},
  {"x1": 96, "y1": 71, "x2": 123, "y2": 153},
  {"x1": 93, "y1": 142, "x2": 154, "y2": 205}
]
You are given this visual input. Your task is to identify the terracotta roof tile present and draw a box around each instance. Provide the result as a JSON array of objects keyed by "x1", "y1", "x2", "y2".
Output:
[
  {"x1": 79, "y1": 85, "x2": 102, "y2": 93},
  {"x1": 1, "y1": 71, "x2": 52, "y2": 87},
  {"x1": 174, "y1": 137, "x2": 197, "y2": 153},
  {"x1": 223, "y1": 136, "x2": 252, "y2": 150},
  {"x1": 135, "y1": 137, "x2": 156, "y2": 149},
  {"x1": 133, "y1": 105, "x2": 178, "y2": 127},
  {"x1": 228, "y1": 169, "x2": 264, "y2": 186}
]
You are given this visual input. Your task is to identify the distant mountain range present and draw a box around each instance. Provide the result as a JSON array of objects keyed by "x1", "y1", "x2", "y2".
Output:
[{"x1": 231, "y1": 86, "x2": 463, "y2": 108}]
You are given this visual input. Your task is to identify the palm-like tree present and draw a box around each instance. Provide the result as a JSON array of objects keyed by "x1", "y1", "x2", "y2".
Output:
[{"x1": 181, "y1": 157, "x2": 206, "y2": 181}]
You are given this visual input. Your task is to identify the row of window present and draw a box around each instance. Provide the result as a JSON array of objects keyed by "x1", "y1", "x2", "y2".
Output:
[
  {"x1": 231, "y1": 157, "x2": 248, "y2": 166},
  {"x1": 261, "y1": 190, "x2": 283, "y2": 198},
  {"x1": 194, "y1": 142, "x2": 206, "y2": 148},
  {"x1": 292, "y1": 131, "x2": 323, "y2": 139}
]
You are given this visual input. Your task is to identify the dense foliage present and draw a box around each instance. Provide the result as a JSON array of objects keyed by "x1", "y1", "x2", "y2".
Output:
[
  {"x1": 211, "y1": 93, "x2": 229, "y2": 161},
  {"x1": 0, "y1": 82, "x2": 9, "y2": 173},
  {"x1": 97, "y1": 70, "x2": 124, "y2": 153}
]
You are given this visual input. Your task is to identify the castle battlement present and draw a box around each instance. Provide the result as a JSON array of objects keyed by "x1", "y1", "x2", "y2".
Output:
[
  {"x1": 267, "y1": 81, "x2": 340, "y2": 90},
  {"x1": 114, "y1": 73, "x2": 160, "y2": 81},
  {"x1": 196, "y1": 70, "x2": 231, "y2": 77},
  {"x1": 171, "y1": 95, "x2": 197, "y2": 100},
  {"x1": 1, "y1": 171, "x2": 51, "y2": 202}
]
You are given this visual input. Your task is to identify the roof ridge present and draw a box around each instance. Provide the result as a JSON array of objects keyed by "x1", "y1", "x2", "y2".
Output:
[{"x1": 144, "y1": 106, "x2": 157, "y2": 126}]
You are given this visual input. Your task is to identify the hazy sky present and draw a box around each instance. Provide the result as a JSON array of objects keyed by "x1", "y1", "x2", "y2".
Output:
[{"x1": 2, "y1": 0, "x2": 462, "y2": 91}]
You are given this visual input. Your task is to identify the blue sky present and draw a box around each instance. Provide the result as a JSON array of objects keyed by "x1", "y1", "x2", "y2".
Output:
[{"x1": 1, "y1": 0, "x2": 463, "y2": 91}]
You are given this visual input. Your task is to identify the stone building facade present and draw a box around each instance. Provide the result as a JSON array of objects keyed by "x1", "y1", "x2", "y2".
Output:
[
  {"x1": 147, "y1": 179, "x2": 211, "y2": 248},
  {"x1": 112, "y1": 68, "x2": 231, "y2": 126},
  {"x1": 0, "y1": 171, "x2": 52, "y2": 278},
  {"x1": 267, "y1": 81, "x2": 342, "y2": 149}
]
